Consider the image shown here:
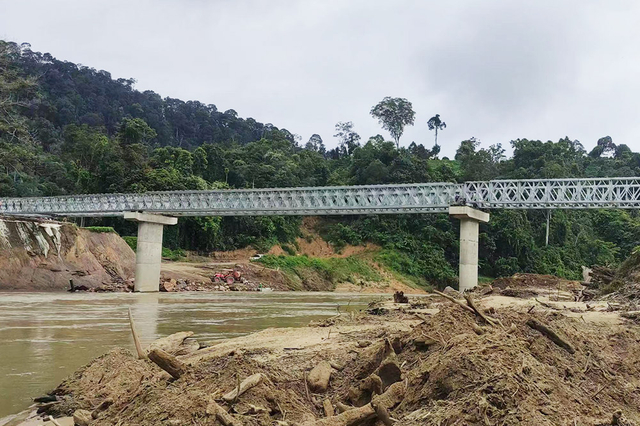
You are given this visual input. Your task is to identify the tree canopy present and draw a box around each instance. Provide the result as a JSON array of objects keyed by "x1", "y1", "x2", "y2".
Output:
[{"x1": 370, "y1": 97, "x2": 415, "y2": 148}]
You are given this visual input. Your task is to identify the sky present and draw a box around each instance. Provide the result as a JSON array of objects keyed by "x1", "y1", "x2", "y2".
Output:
[{"x1": 1, "y1": 0, "x2": 639, "y2": 157}]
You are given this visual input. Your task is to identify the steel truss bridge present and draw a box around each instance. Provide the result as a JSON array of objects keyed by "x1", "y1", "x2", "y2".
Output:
[{"x1": 1, "y1": 177, "x2": 639, "y2": 218}]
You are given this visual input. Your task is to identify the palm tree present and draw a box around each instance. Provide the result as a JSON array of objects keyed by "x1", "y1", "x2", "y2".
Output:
[{"x1": 427, "y1": 114, "x2": 446, "y2": 146}]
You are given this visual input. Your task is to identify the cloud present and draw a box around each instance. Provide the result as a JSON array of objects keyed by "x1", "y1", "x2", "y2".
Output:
[{"x1": 1, "y1": 0, "x2": 639, "y2": 157}]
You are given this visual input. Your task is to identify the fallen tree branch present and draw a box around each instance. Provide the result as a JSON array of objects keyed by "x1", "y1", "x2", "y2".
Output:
[
  {"x1": 372, "y1": 401, "x2": 394, "y2": 425},
  {"x1": 335, "y1": 402, "x2": 353, "y2": 413},
  {"x1": 433, "y1": 290, "x2": 475, "y2": 314},
  {"x1": 535, "y1": 298, "x2": 563, "y2": 311},
  {"x1": 323, "y1": 398, "x2": 334, "y2": 417},
  {"x1": 526, "y1": 318, "x2": 575, "y2": 354},
  {"x1": 222, "y1": 373, "x2": 266, "y2": 402},
  {"x1": 302, "y1": 381, "x2": 405, "y2": 426},
  {"x1": 464, "y1": 294, "x2": 503, "y2": 328},
  {"x1": 148, "y1": 348, "x2": 187, "y2": 379},
  {"x1": 206, "y1": 399, "x2": 242, "y2": 426},
  {"x1": 128, "y1": 308, "x2": 145, "y2": 359}
]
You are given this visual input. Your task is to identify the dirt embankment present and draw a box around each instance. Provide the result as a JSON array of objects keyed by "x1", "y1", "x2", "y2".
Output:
[
  {"x1": 25, "y1": 286, "x2": 640, "y2": 426},
  {"x1": 0, "y1": 217, "x2": 135, "y2": 291}
]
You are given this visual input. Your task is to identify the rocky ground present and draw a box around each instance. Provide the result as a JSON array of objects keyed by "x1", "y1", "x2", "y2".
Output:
[{"x1": 11, "y1": 274, "x2": 640, "y2": 426}]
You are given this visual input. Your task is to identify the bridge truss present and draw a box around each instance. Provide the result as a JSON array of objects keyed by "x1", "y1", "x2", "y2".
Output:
[{"x1": 0, "y1": 178, "x2": 639, "y2": 217}]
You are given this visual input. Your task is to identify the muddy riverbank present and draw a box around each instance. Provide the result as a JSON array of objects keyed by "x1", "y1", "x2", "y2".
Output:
[
  {"x1": 0, "y1": 291, "x2": 381, "y2": 419},
  {"x1": 12, "y1": 285, "x2": 640, "y2": 425}
]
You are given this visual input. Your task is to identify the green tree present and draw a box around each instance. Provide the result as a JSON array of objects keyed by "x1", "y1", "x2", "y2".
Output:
[
  {"x1": 333, "y1": 122, "x2": 360, "y2": 156},
  {"x1": 427, "y1": 114, "x2": 446, "y2": 146},
  {"x1": 370, "y1": 97, "x2": 415, "y2": 149}
]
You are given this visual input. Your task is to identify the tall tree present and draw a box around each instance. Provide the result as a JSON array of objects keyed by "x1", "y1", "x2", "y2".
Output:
[
  {"x1": 333, "y1": 122, "x2": 361, "y2": 156},
  {"x1": 370, "y1": 97, "x2": 415, "y2": 148},
  {"x1": 305, "y1": 133, "x2": 325, "y2": 154},
  {"x1": 427, "y1": 114, "x2": 446, "y2": 146}
]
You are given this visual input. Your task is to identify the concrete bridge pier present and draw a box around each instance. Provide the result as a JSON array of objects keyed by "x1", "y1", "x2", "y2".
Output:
[
  {"x1": 124, "y1": 212, "x2": 178, "y2": 292},
  {"x1": 449, "y1": 206, "x2": 490, "y2": 292}
]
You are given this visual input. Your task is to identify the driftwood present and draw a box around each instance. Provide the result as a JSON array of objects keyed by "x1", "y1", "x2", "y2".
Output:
[
  {"x1": 222, "y1": 373, "x2": 266, "y2": 402},
  {"x1": 526, "y1": 318, "x2": 576, "y2": 354},
  {"x1": 302, "y1": 381, "x2": 405, "y2": 426},
  {"x1": 206, "y1": 399, "x2": 242, "y2": 426},
  {"x1": 308, "y1": 361, "x2": 332, "y2": 393},
  {"x1": 372, "y1": 401, "x2": 394, "y2": 426},
  {"x1": 433, "y1": 290, "x2": 475, "y2": 314},
  {"x1": 535, "y1": 298, "x2": 563, "y2": 311},
  {"x1": 356, "y1": 338, "x2": 395, "y2": 379},
  {"x1": 148, "y1": 348, "x2": 187, "y2": 379},
  {"x1": 72, "y1": 410, "x2": 92, "y2": 426},
  {"x1": 335, "y1": 402, "x2": 353, "y2": 413},
  {"x1": 128, "y1": 308, "x2": 145, "y2": 359},
  {"x1": 147, "y1": 331, "x2": 197, "y2": 356},
  {"x1": 471, "y1": 322, "x2": 485, "y2": 335},
  {"x1": 47, "y1": 416, "x2": 63, "y2": 426},
  {"x1": 463, "y1": 293, "x2": 503, "y2": 328},
  {"x1": 349, "y1": 373, "x2": 383, "y2": 406},
  {"x1": 323, "y1": 398, "x2": 334, "y2": 417},
  {"x1": 434, "y1": 290, "x2": 502, "y2": 328}
]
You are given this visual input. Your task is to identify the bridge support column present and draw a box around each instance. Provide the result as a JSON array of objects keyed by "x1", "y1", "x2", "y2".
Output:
[
  {"x1": 449, "y1": 206, "x2": 490, "y2": 292},
  {"x1": 124, "y1": 212, "x2": 178, "y2": 293}
]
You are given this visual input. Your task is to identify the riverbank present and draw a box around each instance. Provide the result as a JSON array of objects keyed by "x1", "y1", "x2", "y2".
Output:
[{"x1": 12, "y1": 285, "x2": 640, "y2": 425}]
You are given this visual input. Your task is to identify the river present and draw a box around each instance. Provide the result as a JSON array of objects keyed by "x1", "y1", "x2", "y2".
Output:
[{"x1": 0, "y1": 291, "x2": 379, "y2": 418}]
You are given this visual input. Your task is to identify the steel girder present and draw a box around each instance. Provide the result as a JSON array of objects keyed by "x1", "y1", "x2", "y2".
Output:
[{"x1": 1, "y1": 178, "x2": 639, "y2": 217}]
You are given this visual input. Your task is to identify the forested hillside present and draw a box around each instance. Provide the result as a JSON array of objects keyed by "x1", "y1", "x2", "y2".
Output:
[{"x1": 2, "y1": 40, "x2": 640, "y2": 287}]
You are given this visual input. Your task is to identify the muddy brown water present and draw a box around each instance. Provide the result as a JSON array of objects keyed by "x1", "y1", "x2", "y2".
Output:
[{"x1": 0, "y1": 291, "x2": 380, "y2": 418}]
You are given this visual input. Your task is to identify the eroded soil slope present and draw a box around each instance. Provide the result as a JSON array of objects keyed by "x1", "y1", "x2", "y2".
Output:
[{"x1": 0, "y1": 217, "x2": 135, "y2": 291}]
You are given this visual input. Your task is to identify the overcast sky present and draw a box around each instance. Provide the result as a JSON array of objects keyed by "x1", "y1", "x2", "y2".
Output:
[{"x1": 1, "y1": 0, "x2": 639, "y2": 157}]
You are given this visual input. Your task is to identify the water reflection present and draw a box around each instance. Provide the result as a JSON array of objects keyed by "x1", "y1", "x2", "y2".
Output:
[{"x1": 0, "y1": 291, "x2": 377, "y2": 417}]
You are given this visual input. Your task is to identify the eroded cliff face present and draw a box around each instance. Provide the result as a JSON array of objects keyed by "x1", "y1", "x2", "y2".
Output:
[{"x1": 0, "y1": 217, "x2": 135, "y2": 291}]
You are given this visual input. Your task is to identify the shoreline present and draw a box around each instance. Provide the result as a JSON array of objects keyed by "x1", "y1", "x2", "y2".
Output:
[{"x1": 6, "y1": 286, "x2": 640, "y2": 425}]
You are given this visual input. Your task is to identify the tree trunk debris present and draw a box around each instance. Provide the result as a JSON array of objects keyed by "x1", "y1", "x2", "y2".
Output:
[
  {"x1": 307, "y1": 361, "x2": 332, "y2": 393},
  {"x1": 128, "y1": 308, "x2": 145, "y2": 360},
  {"x1": 526, "y1": 318, "x2": 576, "y2": 354},
  {"x1": 206, "y1": 399, "x2": 242, "y2": 426},
  {"x1": 222, "y1": 373, "x2": 266, "y2": 402},
  {"x1": 148, "y1": 348, "x2": 187, "y2": 379}
]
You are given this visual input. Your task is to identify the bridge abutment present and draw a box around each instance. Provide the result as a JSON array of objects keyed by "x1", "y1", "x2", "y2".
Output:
[
  {"x1": 124, "y1": 212, "x2": 178, "y2": 292},
  {"x1": 449, "y1": 206, "x2": 490, "y2": 292}
]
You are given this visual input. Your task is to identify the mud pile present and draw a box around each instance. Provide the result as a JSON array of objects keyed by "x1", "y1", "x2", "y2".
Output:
[
  {"x1": 0, "y1": 216, "x2": 135, "y2": 291},
  {"x1": 34, "y1": 293, "x2": 640, "y2": 425}
]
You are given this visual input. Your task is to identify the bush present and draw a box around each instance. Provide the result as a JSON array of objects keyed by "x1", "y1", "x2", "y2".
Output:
[
  {"x1": 122, "y1": 236, "x2": 137, "y2": 251},
  {"x1": 162, "y1": 247, "x2": 186, "y2": 261},
  {"x1": 281, "y1": 244, "x2": 296, "y2": 255},
  {"x1": 494, "y1": 257, "x2": 520, "y2": 277},
  {"x1": 376, "y1": 246, "x2": 456, "y2": 288},
  {"x1": 84, "y1": 226, "x2": 117, "y2": 234}
]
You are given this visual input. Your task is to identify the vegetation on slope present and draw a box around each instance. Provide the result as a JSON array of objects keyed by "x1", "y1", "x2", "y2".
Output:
[
  {"x1": 2, "y1": 40, "x2": 640, "y2": 288},
  {"x1": 257, "y1": 254, "x2": 381, "y2": 291}
]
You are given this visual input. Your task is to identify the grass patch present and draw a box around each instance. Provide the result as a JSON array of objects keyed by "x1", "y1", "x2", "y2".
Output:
[
  {"x1": 162, "y1": 247, "x2": 186, "y2": 261},
  {"x1": 83, "y1": 226, "x2": 117, "y2": 234},
  {"x1": 257, "y1": 254, "x2": 381, "y2": 285}
]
